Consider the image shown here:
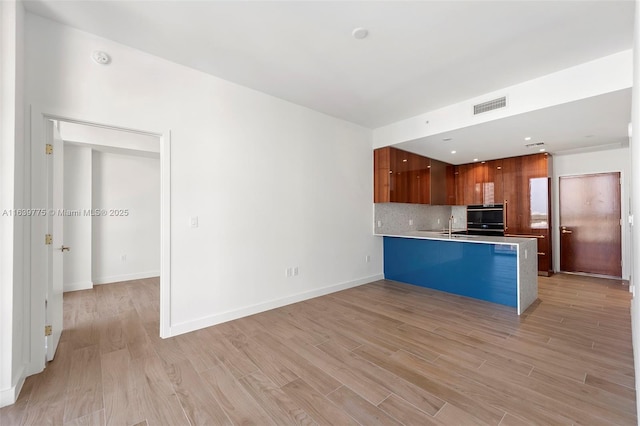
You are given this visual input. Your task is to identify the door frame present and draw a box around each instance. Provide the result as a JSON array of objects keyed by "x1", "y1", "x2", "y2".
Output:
[
  {"x1": 553, "y1": 169, "x2": 628, "y2": 279},
  {"x1": 27, "y1": 105, "x2": 172, "y2": 375},
  {"x1": 558, "y1": 171, "x2": 623, "y2": 277}
]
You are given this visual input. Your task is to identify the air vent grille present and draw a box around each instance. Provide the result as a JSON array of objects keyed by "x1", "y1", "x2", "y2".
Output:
[
  {"x1": 474, "y1": 97, "x2": 507, "y2": 115},
  {"x1": 525, "y1": 142, "x2": 545, "y2": 148}
]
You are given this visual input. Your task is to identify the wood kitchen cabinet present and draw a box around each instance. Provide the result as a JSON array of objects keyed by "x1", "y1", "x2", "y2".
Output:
[
  {"x1": 374, "y1": 147, "x2": 391, "y2": 203},
  {"x1": 450, "y1": 153, "x2": 553, "y2": 275},
  {"x1": 445, "y1": 164, "x2": 457, "y2": 205},
  {"x1": 453, "y1": 160, "x2": 503, "y2": 206},
  {"x1": 502, "y1": 153, "x2": 553, "y2": 276},
  {"x1": 374, "y1": 147, "x2": 449, "y2": 205}
]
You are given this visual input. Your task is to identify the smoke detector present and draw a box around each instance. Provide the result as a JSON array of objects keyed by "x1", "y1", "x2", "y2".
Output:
[
  {"x1": 91, "y1": 51, "x2": 111, "y2": 65},
  {"x1": 352, "y1": 28, "x2": 369, "y2": 39}
]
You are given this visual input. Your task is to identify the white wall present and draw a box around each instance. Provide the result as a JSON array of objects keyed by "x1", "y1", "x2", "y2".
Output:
[
  {"x1": 92, "y1": 150, "x2": 160, "y2": 284},
  {"x1": 552, "y1": 147, "x2": 631, "y2": 279},
  {"x1": 25, "y1": 14, "x2": 381, "y2": 338},
  {"x1": 630, "y1": 0, "x2": 639, "y2": 421},
  {"x1": 62, "y1": 144, "x2": 92, "y2": 292},
  {"x1": 0, "y1": 0, "x2": 26, "y2": 408}
]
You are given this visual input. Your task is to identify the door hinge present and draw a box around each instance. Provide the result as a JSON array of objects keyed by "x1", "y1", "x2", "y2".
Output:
[
  {"x1": 46, "y1": 144, "x2": 53, "y2": 155},
  {"x1": 45, "y1": 234, "x2": 52, "y2": 245},
  {"x1": 44, "y1": 325, "x2": 52, "y2": 336}
]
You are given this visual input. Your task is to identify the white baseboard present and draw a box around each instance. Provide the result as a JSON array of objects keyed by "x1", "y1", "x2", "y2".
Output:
[
  {"x1": 0, "y1": 366, "x2": 25, "y2": 408},
  {"x1": 63, "y1": 280, "x2": 93, "y2": 292},
  {"x1": 167, "y1": 273, "x2": 384, "y2": 337},
  {"x1": 93, "y1": 271, "x2": 160, "y2": 285}
]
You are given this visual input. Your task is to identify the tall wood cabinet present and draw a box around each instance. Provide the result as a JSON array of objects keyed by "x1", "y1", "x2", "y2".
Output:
[{"x1": 502, "y1": 153, "x2": 553, "y2": 276}]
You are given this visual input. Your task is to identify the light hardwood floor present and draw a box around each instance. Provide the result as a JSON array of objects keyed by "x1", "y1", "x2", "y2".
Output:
[{"x1": 1, "y1": 274, "x2": 636, "y2": 425}]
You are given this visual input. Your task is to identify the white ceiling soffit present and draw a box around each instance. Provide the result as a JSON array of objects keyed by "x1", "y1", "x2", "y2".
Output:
[
  {"x1": 23, "y1": 1, "x2": 634, "y2": 128},
  {"x1": 395, "y1": 88, "x2": 632, "y2": 165}
]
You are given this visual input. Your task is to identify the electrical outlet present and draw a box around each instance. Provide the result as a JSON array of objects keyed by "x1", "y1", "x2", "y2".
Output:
[
  {"x1": 525, "y1": 249, "x2": 528, "y2": 259},
  {"x1": 409, "y1": 219, "x2": 413, "y2": 226},
  {"x1": 190, "y1": 216, "x2": 199, "y2": 228},
  {"x1": 437, "y1": 218, "x2": 440, "y2": 224},
  {"x1": 377, "y1": 220, "x2": 382, "y2": 228},
  {"x1": 121, "y1": 254, "x2": 127, "y2": 262},
  {"x1": 365, "y1": 255, "x2": 371, "y2": 263},
  {"x1": 285, "y1": 267, "x2": 292, "y2": 277},
  {"x1": 293, "y1": 267, "x2": 299, "y2": 276}
]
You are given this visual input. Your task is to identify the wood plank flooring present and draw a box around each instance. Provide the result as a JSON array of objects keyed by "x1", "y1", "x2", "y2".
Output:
[{"x1": 1, "y1": 274, "x2": 636, "y2": 425}]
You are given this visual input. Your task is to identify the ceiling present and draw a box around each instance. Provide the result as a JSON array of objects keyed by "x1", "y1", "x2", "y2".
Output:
[
  {"x1": 397, "y1": 88, "x2": 632, "y2": 164},
  {"x1": 23, "y1": 1, "x2": 634, "y2": 160}
]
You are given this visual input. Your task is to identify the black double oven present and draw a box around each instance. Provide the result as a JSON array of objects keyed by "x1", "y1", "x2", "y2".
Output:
[{"x1": 465, "y1": 204, "x2": 505, "y2": 236}]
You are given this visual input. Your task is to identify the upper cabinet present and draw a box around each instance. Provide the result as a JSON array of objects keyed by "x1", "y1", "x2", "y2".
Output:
[
  {"x1": 453, "y1": 160, "x2": 504, "y2": 206},
  {"x1": 374, "y1": 147, "x2": 447, "y2": 205}
]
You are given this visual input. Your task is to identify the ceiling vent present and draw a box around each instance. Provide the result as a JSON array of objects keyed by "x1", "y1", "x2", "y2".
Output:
[
  {"x1": 525, "y1": 142, "x2": 545, "y2": 148},
  {"x1": 473, "y1": 96, "x2": 507, "y2": 115}
]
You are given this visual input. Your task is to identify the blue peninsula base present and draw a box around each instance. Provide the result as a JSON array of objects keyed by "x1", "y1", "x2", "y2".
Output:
[{"x1": 384, "y1": 236, "x2": 518, "y2": 309}]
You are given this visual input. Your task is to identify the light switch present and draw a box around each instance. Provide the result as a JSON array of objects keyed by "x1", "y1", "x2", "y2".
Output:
[{"x1": 190, "y1": 216, "x2": 199, "y2": 228}]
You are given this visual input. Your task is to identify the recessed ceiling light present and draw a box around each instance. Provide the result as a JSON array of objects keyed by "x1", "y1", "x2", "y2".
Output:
[
  {"x1": 443, "y1": 137, "x2": 453, "y2": 142},
  {"x1": 473, "y1": 158, "x2": 478, "y2": 162},
  {"x1": 524, "y1": 137, "x2": 532, "y2": 141},
  {"x1": 451, "y1": 150, "x2": 456, "y2": 154},
  {"x1": 352, "y1": 27, "x2": 369, "y2": 39},
  {"x1": 539, "y1": 148, "x2": 546, "y2": 152}
]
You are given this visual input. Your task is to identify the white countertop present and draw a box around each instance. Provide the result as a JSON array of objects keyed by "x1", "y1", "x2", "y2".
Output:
[{"x1": 375, "y1": 230, "x2": 536, "y2": 246}]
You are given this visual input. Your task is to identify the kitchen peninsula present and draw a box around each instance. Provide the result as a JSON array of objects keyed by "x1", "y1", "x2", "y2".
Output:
[{"x1": 376, "y1": 230, "x2": 538, "y2": 315}]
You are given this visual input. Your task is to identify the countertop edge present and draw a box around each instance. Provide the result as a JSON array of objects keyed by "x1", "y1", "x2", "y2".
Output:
[{"x1": 374, "y1": 231, "x2": 537, "y2": 245}]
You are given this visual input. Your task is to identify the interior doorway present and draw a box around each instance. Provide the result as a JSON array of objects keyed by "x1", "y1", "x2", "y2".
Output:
[
  {"x1": 559, "y1": 172, "x2": 622, "y2": 277},
  {"x1": 29, "y1": 108, "x2": 171, "y2": 376}
]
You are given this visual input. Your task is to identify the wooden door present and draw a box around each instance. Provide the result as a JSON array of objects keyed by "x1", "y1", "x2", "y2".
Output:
[
  {"x1": 47, "y1": 120, "x2": 65, "y2": 360},
  {"x1": 559, "y1": 172, "x2": 621, "y2": 277}
]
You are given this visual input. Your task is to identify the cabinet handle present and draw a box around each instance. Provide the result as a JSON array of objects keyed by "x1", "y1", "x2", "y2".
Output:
[{"x1": 504, "y1": 200, "x2": 508, "y2": 231}]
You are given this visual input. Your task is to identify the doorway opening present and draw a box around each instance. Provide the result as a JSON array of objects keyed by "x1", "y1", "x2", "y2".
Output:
[{"x1": 29, "y1": 108, "x2": 171, "y2": 375}]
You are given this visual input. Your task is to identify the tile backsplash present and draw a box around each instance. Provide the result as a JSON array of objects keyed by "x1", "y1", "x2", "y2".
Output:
[{"x1": 374, "y1": 203, "x2": 467, "y2": 234}]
